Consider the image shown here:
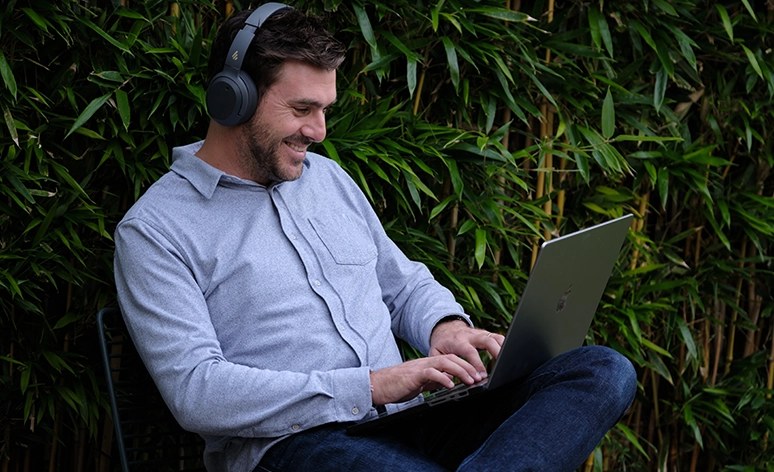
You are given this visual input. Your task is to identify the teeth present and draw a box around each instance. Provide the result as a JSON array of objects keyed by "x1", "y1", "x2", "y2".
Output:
[{"x1": 286, "y1": 142, "x2": 305, "y2": 152}]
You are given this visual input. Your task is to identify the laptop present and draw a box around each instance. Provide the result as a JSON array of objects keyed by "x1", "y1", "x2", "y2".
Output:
[{"x1": 347, "y1": 213, "x2": 633, "y2": 435}]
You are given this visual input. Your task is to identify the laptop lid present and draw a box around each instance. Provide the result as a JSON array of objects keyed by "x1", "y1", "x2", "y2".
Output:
[{"x1": 486, "y1": 213, "x2": 633, "y2": 389}]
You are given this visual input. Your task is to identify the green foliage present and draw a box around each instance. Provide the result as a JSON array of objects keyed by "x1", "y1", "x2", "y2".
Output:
[{"x1": 1, "y1": 0, "x2": 772, "y2": 470}]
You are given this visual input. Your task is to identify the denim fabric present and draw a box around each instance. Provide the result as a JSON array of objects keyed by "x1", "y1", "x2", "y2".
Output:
[{"x1": 256, "y1": 346, "x2": 637, "y2": 472}]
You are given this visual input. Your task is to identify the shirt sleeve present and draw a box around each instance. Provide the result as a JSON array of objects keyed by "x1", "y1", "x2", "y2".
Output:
[{"x1": 114, "y1": 217, "x2": 373, "y2": 439}]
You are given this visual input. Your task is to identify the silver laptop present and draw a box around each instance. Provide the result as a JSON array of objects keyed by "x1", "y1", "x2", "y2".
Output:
[{"x1": 347, "y1": 214, "x2": 633, "y2": 435}]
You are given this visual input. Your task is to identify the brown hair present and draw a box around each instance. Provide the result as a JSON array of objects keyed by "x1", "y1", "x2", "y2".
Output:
[{"x1": 207, "y1": 7, "x2": 346, "y2": 105}]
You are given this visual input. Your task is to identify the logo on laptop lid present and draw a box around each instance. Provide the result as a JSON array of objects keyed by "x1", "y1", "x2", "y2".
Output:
[{"x1": 556, "y1": 285, "x2": 572, "y2": 312}]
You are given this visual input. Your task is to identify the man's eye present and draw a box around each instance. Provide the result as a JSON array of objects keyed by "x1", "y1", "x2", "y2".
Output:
[{"x1": 294, "y1": 107, "x2": 309, "y2": 114}]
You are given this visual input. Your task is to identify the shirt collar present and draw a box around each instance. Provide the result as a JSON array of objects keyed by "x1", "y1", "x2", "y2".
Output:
[
  {"x1": 170, "y1": 140, "x2": 314, "y2": 198},
  {"x1": 170, "y1": 141, "x2": 225, "y2": 199}
]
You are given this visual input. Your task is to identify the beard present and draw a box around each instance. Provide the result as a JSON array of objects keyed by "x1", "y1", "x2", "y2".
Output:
[{"x1": 239, "y1": 117, "x2": 312, "y2": 185}]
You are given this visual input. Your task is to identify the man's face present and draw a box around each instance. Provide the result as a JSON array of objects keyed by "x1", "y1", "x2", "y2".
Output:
[{"x1": 240, "y1": 61, "x2": 337, "y2": 185}]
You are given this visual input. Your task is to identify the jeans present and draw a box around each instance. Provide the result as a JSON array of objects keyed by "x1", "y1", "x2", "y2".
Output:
[{"x1": 255, "y1": 345, "x2": 637, "y2": 472}]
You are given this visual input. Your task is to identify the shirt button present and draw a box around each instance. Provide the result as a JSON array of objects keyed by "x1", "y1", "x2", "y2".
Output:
[
  {"x1": 351, "y1": 407, "x2": 359, "y2": 415},
  {"x1": 314, "y1": 280, "x2": 321, "y2": 286},
  {"x1": 291, "y1": 424, "x2": 300, "y2": 431},
  {"x1": 290, "y1": 234, "x2": 297, "y2": 240}
]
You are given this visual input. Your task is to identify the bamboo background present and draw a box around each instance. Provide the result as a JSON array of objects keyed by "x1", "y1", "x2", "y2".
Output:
[{"x1": 1, "y1": 0, "x2": 773, "y2": 470}]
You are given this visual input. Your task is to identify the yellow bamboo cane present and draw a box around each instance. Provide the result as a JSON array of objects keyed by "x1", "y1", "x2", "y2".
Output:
[
  {"x1": 725, "y1": 238, "x2": 747, "y2": 375},
  {"x1": 170, "y1": 3, "x2": 179, "y2": 33},
  {"x1": 763, "y1": 322, "x2": 774, "y2": 449},
  {"x1": 529, "y1": 0, "x2": 556, "y2": 272}
]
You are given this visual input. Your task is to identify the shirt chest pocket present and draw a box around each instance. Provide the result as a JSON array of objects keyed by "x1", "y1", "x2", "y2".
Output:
[{"x1": 309, "y1": 215, "x2": 378, "y2": 265}]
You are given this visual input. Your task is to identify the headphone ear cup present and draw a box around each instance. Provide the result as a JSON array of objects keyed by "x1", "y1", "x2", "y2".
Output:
[{"x1": 206, "y1": 69, "x2": 258, "y2": 127}]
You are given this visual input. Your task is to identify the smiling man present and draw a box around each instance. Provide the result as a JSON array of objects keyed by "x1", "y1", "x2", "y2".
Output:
[{"x1": 113, "y1": 4, "x2": 636, "y2": 472}]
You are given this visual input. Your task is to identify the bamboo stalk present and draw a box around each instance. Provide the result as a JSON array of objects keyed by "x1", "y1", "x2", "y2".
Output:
[
  {"x1": 447, "y1": 202, "x2": 459, "y2": 271},
  {"x1": 689, "y1": 440, "x2": 700, "y2": 472},
  {"x1": 703, "y1": 316, "x2": 710, "y2": 383},
  {"x1": 679, "y1": 301, "x2": 687, "y2": 376},
  {"x1": 710, "y1": 300, "x2": 726, "y2": 386},
  {"x1": 651, "y1": 370, "x2": 663, "y2": 450},
  {"x1": 48, "y1": 281, "x2": 73, "y2": 472},
  {"x1": 725, "y1": 237, "x2": 747, "y2": 374},
  {"x1": 583, "y1": 452, "x2": 594, "y2": 471},
  {"x1": 1, "y1": 423, "x2": 9, "y2": 472},
  {"x1": 542, "y1": 111, "x2": 554, "y2": 242},
  {"x1": 413, "y1": 68, "x2": 427, "y2": 116},
  {"x1": 225, "y1": 0, "x2": 234, "y2": 17},
  {"x1": 629, "y1": 191, "x2": 649, "y2": 271},
  {"x1": 74, "y1": 420, "x2": 86, "y2": 472},
  {"x1": 491, "y1": 91, "x2": 513, "y2": 283},
  {"x1": 99, "y1": 415, "x2": 114, "y2": 472},
  {"x1": 530, "y1": 0, "x2": 556, "y2": 272},
  {"x1": 763, "y1": 322, "x2": 774, "y2": 449},
  {"x1": 555, "y1": 154, "x2": 567, "y2": 227},
  {"x1": 743, "y1": 245, "x2": 761, "y2": 358}
]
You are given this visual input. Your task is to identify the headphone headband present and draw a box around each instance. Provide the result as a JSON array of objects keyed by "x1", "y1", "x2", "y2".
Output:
[
  {"x1": 224, "y1": 3, "x2": 291, "y2": 72},
  {"x1": 206, "y1": 3, "x2": 294, "y2": 127}
]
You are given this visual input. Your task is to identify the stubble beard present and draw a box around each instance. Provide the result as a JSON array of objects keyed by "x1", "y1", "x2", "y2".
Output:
[{"x1": 239, "y1": 120, "x2": 308, "y2": 185}]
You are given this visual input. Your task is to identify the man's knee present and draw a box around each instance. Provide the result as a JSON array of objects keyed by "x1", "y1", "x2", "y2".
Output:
[{"x1": 581, "y1": 345, "x2": 637, "y2": 417}]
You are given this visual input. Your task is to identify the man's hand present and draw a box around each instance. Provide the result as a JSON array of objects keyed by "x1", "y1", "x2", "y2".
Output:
[
  {"x1": 429, "y1": 319, "x2": 504, "y2": 377},
  {"x1": 369, "y1": 354, "x2": 482, "y2": 405},
  {"x1": 369, "y1": 319, "x2": 505, "y2": 406}
]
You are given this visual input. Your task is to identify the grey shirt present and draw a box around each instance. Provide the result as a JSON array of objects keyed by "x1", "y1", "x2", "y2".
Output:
[{"x1": 114, "y1": 141, "x2": 469, "y2": 471}]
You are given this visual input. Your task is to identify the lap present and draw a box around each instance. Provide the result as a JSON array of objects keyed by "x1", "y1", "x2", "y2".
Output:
[
  {"x1": 257, "y1": 346, "x2": 634, "y2": 472},
  {"x1": 256, "y1": 422, "x2": 449, "y2": 472}
]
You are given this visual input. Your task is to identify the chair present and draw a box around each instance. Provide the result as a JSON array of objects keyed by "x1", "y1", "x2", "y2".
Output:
[{"x1": 97, "y1": 307, "x2": 206, "y2": 471}]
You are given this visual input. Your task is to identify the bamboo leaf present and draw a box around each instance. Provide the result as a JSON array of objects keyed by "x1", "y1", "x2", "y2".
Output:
[
  {"x1": 601, "y1": 87, "x2": 615, "y2": 139},
  {"x1": 652, "y1": 0, "x2": 678, "y2": 16},
  {"x1": 2, "y1": 102, "x2": 19, "y2": 147},
  {"x1": 441, "y1": 36, "x2": 460, "y2": 92},
  {"x1": 21, "y1": 8, "x2": 49, "y2": 32},
  {"x1": 0, "y1": 51, "x2": 17, "y2": 100},
  {"x1": 676, "y1": 318, "x2": 698, "y2": 362},
  {"x1": 630, "y1": 19, "x2": 657, "y2": 51},
  {"x1": 407, "y1": 57, "x2": 417, "y2": 98},
  {"x1": 715, "y1": 4, "x2": 733, "y2": 42},
  {"x1": 588, "y1": 6, "x2": 601, "y2": 51},
  {"x1": 741, "y1": 45, "x2": 763, "y2": 79},
  {"x1": 115, "y1": 89, "x2": 131, "y2": 130},
  {"x1": 64, "y1": 93, "x2": 111, "y2": 139},
  {"x1": 616, "y1": 424, "x2": 649, "y2": 457},
  {"x1": 352, "y1": 4, "x2": 376, "y2": 50},
  {"x1": 740, "y1": 0, "x2": 757, "y2": 22},
  {"x1": 646, "y1": 349, "x2": 674, "y2": 385},
  {"x1": 475, "y1": 228, "x2": 487, "y2": 269},
  {"x1": 78, "y1": 17, "x2": 132, "y2": 53},
  {"x1": 21, "y1": 367, "x2": 31, "y2": 394},
  {"x1": 613, "y1": 135, "x2": 682, "y2": 142},
  {"x1": 469, "y1": 8, "x2": 531, "y2": 23},
  {"x1": 598, "y1": 9, "x2": 614, "y2": 58},
  {"x1": 5, "y1": 172, "x2": 35, "y2": 204},
  {"x1": 654, "y1": 67, "x2": 667, "y2": 113}
]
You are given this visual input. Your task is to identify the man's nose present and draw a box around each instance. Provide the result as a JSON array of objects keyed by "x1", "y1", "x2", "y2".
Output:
[{"x1": 302, "y1": 111, "x2": 326, "y2": 143}]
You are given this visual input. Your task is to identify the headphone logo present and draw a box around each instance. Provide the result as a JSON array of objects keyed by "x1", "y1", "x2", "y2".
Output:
[{"x1": 231, "y1": 51, "x2": 239, "y2": 61}]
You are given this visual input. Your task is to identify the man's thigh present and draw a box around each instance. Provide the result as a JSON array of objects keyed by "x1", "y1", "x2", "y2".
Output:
[{"x1": 256, "y1": 423, "x2": 449, "y2": 472}]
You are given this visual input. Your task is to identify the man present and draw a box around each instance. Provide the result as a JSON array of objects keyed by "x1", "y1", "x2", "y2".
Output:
[{"x1": 114, "y1": 5, "x2": 637, "y2": 471}]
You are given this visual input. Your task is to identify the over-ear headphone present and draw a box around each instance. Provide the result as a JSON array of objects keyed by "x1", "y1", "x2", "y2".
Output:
[{"x1": 206, "y1": 3, "x2": 293, "y2": 127}]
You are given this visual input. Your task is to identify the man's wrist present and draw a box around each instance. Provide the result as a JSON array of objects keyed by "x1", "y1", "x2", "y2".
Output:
[{"x1": 436, "y1": 314, "x2": 469, "y2": 327}]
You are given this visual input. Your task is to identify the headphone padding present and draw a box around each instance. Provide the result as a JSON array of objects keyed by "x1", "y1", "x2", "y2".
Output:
[{"x1": 207, "y1": 68, "x2": 258, "y2": 127}]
